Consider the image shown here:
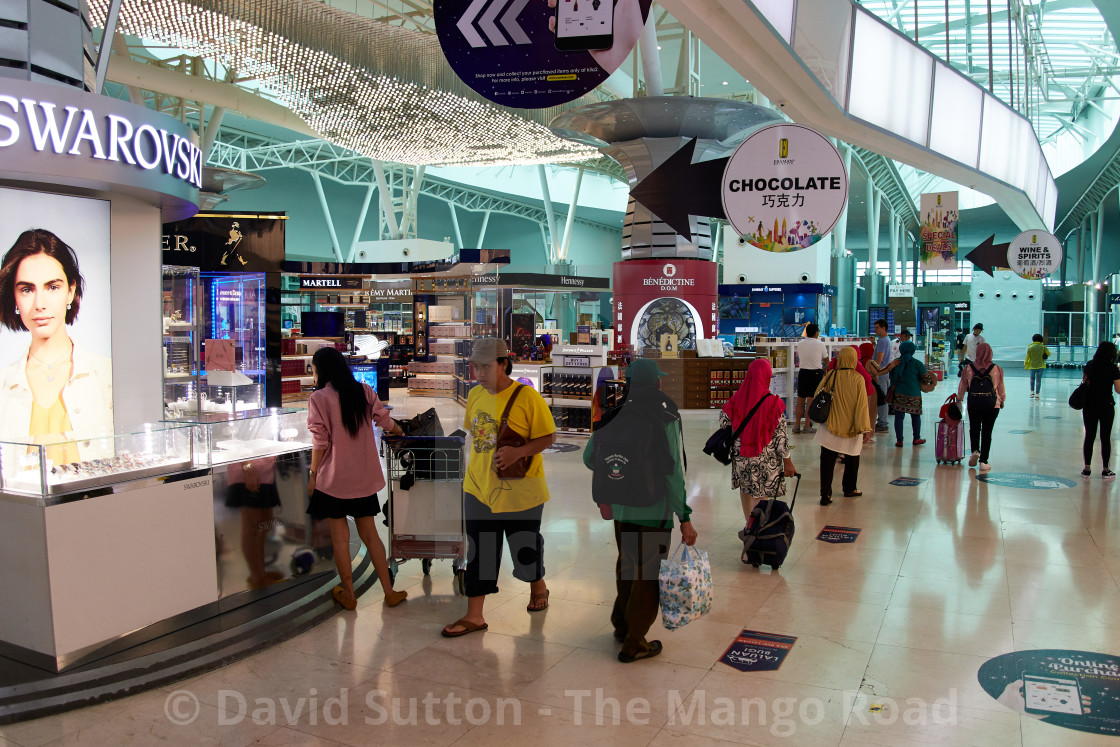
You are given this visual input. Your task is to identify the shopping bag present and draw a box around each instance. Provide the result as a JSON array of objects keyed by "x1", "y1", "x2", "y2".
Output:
[{"x1": 659, "y1": 543, "x2": 713, "y2": 631}]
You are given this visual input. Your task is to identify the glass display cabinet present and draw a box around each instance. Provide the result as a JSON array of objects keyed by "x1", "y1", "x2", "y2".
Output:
[
  {"x1": 162, "y1": 265, "x2": 202, "y2": 418},
  {"x1": 0, "y1": 422, "x2": 198, "y2": 500}
]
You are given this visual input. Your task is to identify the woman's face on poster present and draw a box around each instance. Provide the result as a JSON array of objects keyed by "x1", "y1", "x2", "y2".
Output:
[{"x1": 14, "y1": 253, "x2": 75, "y2": 340}]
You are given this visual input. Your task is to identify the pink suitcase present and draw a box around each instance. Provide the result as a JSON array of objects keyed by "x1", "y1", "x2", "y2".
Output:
[{"x1": 936, "y1": 419, "x2": 965, "y2": 464}]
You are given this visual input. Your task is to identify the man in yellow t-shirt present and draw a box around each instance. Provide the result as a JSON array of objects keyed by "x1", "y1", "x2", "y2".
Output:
[{"x1": 442, "y1": 338, "x2": 556, "y2": 638}]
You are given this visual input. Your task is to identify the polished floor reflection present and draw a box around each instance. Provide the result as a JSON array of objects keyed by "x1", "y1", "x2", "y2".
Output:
[{"x1": 5, "y1": 371, "x2": 1120, "y2": 746}]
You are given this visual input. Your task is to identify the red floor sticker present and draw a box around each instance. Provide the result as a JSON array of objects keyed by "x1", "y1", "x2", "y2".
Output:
[
  {"x1": 720, "y1": 630, "x2": 797, "y2": 672},
  {"x1": 816, "y1": 526, "x2": 861, "y2": 544}
]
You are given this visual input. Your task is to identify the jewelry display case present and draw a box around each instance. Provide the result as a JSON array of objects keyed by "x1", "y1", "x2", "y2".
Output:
[
  {"x1": 162, "y1": 266, "x2": 203, "y2": 417},
  {"x1": 0, "y1": 422, "x2": 199, "y2": 501},
  {"x1": 185, "y1": 407, "x2": 314, "y2": 466}
]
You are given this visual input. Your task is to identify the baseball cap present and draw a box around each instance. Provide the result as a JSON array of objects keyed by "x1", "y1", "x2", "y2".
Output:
[
  {"x1": 468, "y1": 337, "x2": 509, "y2": 363},
  {"x1": 625, "y1": 358, "x2": 668, "y2": 386}
]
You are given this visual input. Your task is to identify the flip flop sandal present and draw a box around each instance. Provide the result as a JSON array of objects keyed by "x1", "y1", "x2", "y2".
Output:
[
  {"x1": 332, "y1": 585, "x2": 357, "y2": 611},
  {"x1": 441, "y1": 618, "x2": 488, "y2": 638},
  {"x1": 527, "y1": 589, "x2": 550, "y2": 612}
]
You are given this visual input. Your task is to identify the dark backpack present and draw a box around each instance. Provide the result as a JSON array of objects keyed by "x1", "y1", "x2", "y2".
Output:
[
  {"x1": 591, "y1": 402, "x2": 674, "y2": 508},
  {"x1": 967, "y1": 362, "x2": 997, "y2": 407}
]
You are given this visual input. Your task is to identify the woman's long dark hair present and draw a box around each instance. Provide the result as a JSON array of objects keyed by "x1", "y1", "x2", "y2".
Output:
[
  {"x1": 312, "y1": 347, "x2": 369, "y2": 437},
  {"x1": 1092, "y1": 341, "x2": 1118, "y2": 368}
]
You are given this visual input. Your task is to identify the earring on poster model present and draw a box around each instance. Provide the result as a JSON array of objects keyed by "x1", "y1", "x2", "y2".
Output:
[
  {"x1": 67, "y1": 304, "x2": 71, "y2": 310},
  {"x1": 14, "y1": 308, "x2": 18, "y2": 315}
]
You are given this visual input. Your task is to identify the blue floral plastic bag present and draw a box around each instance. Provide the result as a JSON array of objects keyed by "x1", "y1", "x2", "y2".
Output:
[{"x1": 659, "y1": 543, "x2": 713, "y2": 631}]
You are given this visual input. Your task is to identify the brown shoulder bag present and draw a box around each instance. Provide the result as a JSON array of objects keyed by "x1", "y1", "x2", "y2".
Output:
[{"x1": 492, "y1": 384, "x2": 532, "y2": 479}]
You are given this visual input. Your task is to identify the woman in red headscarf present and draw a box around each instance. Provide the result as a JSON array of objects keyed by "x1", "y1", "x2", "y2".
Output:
[{"x1": 719, "y1": 358, "x2": 798, "y2": 526}]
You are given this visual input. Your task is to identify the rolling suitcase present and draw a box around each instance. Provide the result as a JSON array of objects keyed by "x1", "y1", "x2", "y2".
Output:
[
  {"x1": 738, "y1": 473, "x2": 800, "y2": 570},
  {"x1": 935, "y1": 418, "x2": 966, "y2": 464}
]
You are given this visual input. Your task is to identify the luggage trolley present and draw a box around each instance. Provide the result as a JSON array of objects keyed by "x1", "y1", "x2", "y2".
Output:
[{"x1": 381, "y1": 435, "x2": 467, "y2": 593}]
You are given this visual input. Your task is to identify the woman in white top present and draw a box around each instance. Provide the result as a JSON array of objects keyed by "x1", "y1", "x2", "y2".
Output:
[{"x1": 0, "y1": 229, "x2": 113, "y2": 466}]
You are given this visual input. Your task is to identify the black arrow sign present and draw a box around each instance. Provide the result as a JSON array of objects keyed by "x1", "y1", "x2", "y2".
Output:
[
  {"x1": 965, "y1": 235, "x2": 1010, "y2": 277},
  {"x1": 630, "y1": 138, "x2": 728, "y2": 241}
]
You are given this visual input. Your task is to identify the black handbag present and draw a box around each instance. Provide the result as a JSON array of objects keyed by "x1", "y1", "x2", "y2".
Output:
[
  {"x1": 1069, "y1": 371, "x2": 1089, "y2": 411},
  {"x1": 396, "y1": 407, "x2": 443, "y2": 437},
  {"x1": 808, "y1": 369, "x2": 837, "y2": 423},
  {"x1": 704, "y1": 394, "x2": 772, "y2": 465}
]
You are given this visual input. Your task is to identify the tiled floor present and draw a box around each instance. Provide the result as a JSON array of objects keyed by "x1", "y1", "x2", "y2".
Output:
[{"x1": 6, "y1": 369, "x2": 1120, "y2": 745}]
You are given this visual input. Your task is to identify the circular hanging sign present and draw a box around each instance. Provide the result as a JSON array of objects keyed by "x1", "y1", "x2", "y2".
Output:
[
  {"x1": 434, "y1": 0, "x2": 650, "y2": 110},
  {"x1": 1008, "y1": 230, "x2": 1062, "y2": 280},
  {"x1": 722, "y1": 123, "x2": 848, "y2": 252},
  {"x1": 979, "y1": 649, "x2": 1120, "y2": 735}
]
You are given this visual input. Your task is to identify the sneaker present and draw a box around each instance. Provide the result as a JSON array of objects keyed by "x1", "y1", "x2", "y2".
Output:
[
  {"x1": 793, "y1": 425, "x2": 801, "y2": 434},
  {"x1": 1082, "y1": 468, "x2": 1092, "y2": 478},
  {"x1": 968, "y1": 452, "x2": 979, "y2": 467},
  {"x1": 913, "y1": 439, "x2": 927, "y2": 445},
  {"x1": 895, "y1": 440, "x2": 904, "y2": 447},
  {"x1": 1104, "y1": 470, "x2": 1116, "y2": 480},
  {"x1": 804, "y1": 426, "x2": 816, "y2": 434},
  {"x1": 876, "y1": 425, "x2": 890, "y2": 433},
  {"x1": 979, "y1": 462, "x2": 992, "y2": 472}
]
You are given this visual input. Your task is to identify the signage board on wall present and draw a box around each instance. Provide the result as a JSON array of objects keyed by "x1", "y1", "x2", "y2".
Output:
[
  {"x1": 1007, "y1": 230, "x2": 1062, "y2": 279},
  {"x1": 888, "y1": 283, "x2": 915, "y2": 297},
  {"x1": 919, "y1": 192, "x2": 958, "y2": 271},
  {"x1": 162, "y1": 213, "x2": 286, "y2": 272},
  {"x1": 434, "y1": 0, "x2": 651, "y2": 109},
  {"x1": 299, "y1": 276, "x2": 363, "y2": 290},
  {"x1": 0, "y1": 78, "x2": 200, "y2": 220},
  {"x1": 613, "y1": 259, "x2": 717, "y2": 351},
  {"x1": 722, "y1": 123, "x2": 848, "y2": 252}
]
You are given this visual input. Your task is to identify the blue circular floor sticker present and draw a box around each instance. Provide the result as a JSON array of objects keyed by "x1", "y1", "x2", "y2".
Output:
[
  {"x1": 435, "y1": 0, "x2": 651, "y2": 109},
  {"x1": 979, "y1": 650, "x2": 1120, "y2": 735},
  {"x1": 976, "y1": 473, "x2": 1077, "y2": 489}
]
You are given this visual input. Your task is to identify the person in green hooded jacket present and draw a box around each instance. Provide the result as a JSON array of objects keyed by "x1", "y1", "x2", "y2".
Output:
[{"x1": 583, "y1": 358, "x2": 696, "y2": 663}]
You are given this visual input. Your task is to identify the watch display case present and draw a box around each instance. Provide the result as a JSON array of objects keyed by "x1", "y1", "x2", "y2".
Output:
[{"x1": 0, "y1": 423, "x2": 198, "y2": 501}]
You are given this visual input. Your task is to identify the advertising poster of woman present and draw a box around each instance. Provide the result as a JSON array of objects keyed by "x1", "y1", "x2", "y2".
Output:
[{"x1": 0, "y1": 187, "x2": 114, "y2": 463}]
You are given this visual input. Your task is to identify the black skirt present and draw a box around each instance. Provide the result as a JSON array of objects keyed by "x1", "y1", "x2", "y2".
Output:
[
  {"x1": 306, "y1": 489, "x2": 381, "y2": 519},
  {"x1": 225, "y1": 482, "x2": 281, "y2": 509}
]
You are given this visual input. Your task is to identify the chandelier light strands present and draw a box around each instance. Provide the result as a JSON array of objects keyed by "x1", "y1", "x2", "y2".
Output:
[{"x1": 89, "y1": 0, "x2": 599, "y2": 166}]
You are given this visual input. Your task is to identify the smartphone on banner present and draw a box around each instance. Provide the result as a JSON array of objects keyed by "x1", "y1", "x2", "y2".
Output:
[
  {"x1": 554, "y1": 0, "x2": 614, "y2": 51},
  {"x1": 1023, "y1": 672, "x2": 1084, "y2": 717}
]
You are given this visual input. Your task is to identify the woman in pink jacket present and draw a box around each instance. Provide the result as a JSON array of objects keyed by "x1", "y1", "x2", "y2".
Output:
[
  {"x1": 307, "y1": 347, "x2": 407, "y2": 610},
  {"x1": 957, "y1": 342, "x2": 1006, "y2": 472}
]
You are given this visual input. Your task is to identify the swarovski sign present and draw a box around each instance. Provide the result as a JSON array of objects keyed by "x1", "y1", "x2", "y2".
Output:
[
  {"x1": 0, "y1": 79, "x2": 200, "y2": 220},
  {"x1": 0, "y1": 96, "x2": 203, "y2": 188}
]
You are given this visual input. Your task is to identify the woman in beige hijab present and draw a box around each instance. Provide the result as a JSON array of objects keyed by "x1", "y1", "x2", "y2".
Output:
[{"x1": 813, "y1": 347, "x2": 871, "y2": 505}]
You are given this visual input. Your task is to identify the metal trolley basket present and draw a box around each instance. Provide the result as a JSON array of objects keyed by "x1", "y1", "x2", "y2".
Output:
[{"x1": 381, "y1": 435, "x2": 467, "y2": 593}]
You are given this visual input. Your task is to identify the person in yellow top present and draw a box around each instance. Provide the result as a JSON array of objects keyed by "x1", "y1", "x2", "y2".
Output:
[
  {"x1": 1025, "y1": 333, "x2": 1050, "y2": 400},
  {"x1": 442, "y1": 337, "x2": 556, "y2": 638}
]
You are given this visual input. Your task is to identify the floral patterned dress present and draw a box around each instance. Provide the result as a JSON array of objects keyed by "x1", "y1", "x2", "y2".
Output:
[{"x1": 718, "y1": 411, "x2": 790, "y2": 497}]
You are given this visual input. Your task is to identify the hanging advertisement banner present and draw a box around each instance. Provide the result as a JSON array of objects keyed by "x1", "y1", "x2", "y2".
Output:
[
  {"x1": 721, "y1": 123, "x2": 848, "y2": 252},
  {"x1": 1008, "y1": 230, "x2": 1062, "y2": 279},
  {"x1": 919, "y1": 192, "x2": 958, "y2": 271},
  {"x1": 434, "y1": 0, "x2": 650, "y2": 109}
]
